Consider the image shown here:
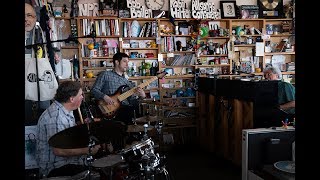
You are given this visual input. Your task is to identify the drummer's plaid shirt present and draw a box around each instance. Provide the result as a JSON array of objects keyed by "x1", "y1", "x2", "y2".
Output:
[{"x1": 36, "y1": 101, "x2": 86, "y2": 177}]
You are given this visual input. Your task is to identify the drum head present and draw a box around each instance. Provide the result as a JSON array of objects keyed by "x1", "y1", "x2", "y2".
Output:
[{"x1": 92, "y1": 154, "x2": 125, "y2": 168}]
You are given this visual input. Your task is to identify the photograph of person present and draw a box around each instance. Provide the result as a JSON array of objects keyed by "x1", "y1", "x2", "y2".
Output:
[{"x1": 221, "y1": 2, "x2": 236, "y2": 18}]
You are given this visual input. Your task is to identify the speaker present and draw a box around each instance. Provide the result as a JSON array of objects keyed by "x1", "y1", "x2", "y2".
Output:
[{"x1": 258, "y1": 0, "x2": 284, "y2": 18}]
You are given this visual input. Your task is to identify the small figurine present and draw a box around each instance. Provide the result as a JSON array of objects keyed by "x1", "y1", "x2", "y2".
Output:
[
  {"x1": 62, "y1": 4, "x2": 70, "y2": 18},
  {"x1": 281, "y1": 118, "x2": 290, "y2": 129}
]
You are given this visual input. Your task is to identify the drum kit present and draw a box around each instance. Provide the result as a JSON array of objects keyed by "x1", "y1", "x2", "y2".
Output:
[{"x1": 48, "y1": 117, "x2": 170, "y2": 180}]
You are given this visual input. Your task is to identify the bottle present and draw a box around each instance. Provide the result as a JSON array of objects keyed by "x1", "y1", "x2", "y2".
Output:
[
  {"x1": 141, "y1": 62, "x2": 146, "y2": 76},
  {"x1": 73, "y1": 54, "x2": 79, "y2": 79},
  {"x1": 132, "y1": 63, "x2": 136, "y2": 76}
]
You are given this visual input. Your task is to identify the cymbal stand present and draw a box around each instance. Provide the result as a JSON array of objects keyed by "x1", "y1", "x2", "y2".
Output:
[
  {"x1": 132, "y1": 109, "x2": 137, "y2": 125},
  {"x1": 143, "y1": 124, "x2": 149, "y2": 141},
  {"x1": 83, "y1": 103, "x2": 98, "y2": 180},
  {"x1": 154, "y1": 107, "x2": 171, "y2": 180}
]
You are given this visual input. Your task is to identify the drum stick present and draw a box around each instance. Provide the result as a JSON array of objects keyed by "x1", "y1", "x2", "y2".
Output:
[{"x1": 78, "y1": 107, "x2": 84, "y2": 124}]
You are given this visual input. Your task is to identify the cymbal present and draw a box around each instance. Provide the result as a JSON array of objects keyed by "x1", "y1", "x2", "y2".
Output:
[
  {"x1": 134, "y1": 116, "x2": 159, "y2": 123},
  {"x1": 127, "y1": 124, "x2": 154, "y2": 133},
  {"x1": 49, "y1": 120, "x2": 127, "y2": 149}
]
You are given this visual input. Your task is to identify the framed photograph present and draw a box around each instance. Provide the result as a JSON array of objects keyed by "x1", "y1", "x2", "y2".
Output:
[
  {"x1": 174, "y1": 79, "x2": 183, "y2": 88},
  {"x1": 164, "y1": 68, "x2": 174, "y2": 76},
  {"x1": 220, "y1": 1, "x2": 237, "y2": 18}
]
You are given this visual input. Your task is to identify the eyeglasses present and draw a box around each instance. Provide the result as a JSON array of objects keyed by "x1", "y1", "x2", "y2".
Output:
[
  {"x1": 264, "y1": 72, "x2": 273, "y2": 78},
  {"x1": 25, "y1": 13, "x2": 36, "y2": 19}
]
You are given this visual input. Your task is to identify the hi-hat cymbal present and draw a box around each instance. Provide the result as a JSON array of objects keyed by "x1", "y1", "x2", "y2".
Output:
[
  {"x1": 49, "y1": 120, "x2": 127, "y2": 149},
  {"x1": 134, "y1": 116, "x2": 159, "y2": 123},
  {"x1": 127, "y1": 124, "x2": 154, "y2": 133}
]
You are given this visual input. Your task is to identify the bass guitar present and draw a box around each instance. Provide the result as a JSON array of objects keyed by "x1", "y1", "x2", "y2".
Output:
[{"x1": 97, "y1": 72, "x2": 167, "y2": 119}]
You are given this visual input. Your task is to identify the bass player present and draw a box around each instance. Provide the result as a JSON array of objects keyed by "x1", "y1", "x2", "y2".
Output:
[{"x1": 91, "y1": 52, "x2": 146, "y2": 125}]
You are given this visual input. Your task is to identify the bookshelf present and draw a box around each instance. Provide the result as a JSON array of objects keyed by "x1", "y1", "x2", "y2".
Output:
[
  {"x1": 73, "y1": 16, "x2": 295, "y2": 135},
  {"x1": 119, "y1": 18, "x2": 160, "y2": 101},
  {"x1": 75, "y1": 16, "x2": 120, "y2": 93}
]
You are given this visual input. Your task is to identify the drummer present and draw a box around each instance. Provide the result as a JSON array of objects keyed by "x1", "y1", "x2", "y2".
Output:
[{"x1": 36, "y1": 81, "x2": 101, "y2": 178}]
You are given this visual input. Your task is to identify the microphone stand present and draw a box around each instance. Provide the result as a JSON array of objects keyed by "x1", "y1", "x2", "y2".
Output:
[{"x1": 84, "y1": 100, "x2": 98, "y2": 180}]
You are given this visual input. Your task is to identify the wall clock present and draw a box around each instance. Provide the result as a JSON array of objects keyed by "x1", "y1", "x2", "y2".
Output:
[{"x1": 145, "y1": 0, "x2": 165, "y2": 10}]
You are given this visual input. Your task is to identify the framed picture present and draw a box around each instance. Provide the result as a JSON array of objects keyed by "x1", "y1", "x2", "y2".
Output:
[
  {"x1": 220, "y1": 1, "x2": 237, "y2": 18},
  {"x1": 164, "y1": 68, "x2": 174, "y2": 76},
  {"x1": 174, "y1": 79, "x2": 183, "y2": 88}
]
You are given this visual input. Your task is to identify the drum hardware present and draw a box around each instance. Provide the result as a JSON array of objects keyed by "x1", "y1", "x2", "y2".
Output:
[
  {"x1": 142, "y1": 124, "x2": 149, "y2": 141},
  {"x1": 126, "y1": 124, "x2": 154, "y2": 133}
]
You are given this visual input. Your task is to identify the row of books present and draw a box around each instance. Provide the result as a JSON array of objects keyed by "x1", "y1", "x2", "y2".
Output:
[
  {"x1": 171, "y1": 54, "x2": 196, "y2": 66},
  {"x1": 81, "y1": 19, "x2": 120, "y2": 37},
  {"x1": 123, "y1": 21, "x2": 157, "y2": 37}
]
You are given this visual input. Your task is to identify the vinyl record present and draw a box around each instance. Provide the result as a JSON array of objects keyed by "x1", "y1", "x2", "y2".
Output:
[{"x1": 261, "y1": 0, "x2": 279, "y2": 10}]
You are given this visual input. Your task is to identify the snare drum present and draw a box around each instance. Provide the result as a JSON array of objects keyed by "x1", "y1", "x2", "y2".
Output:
[
  {"x1": 120, "y1": 138, "x2": 155, "y2": 172},
  {"x1": 120, "y1": 138, "x2": 154, "y2": 159},
  {"x1": 92, "y1": 154, "x2": 125, "y2": 168}
]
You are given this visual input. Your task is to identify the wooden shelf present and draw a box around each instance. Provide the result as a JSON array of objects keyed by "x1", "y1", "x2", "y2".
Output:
[
  {"x1": 234, "y1": 44, "x2": 256, "y2": 47},
  {"x1": 83, "y1": 67, "x2": 112, "y2": 70},
  {"x1": 123, "y1": 48, "x2": 158, "y2": 50},
  {"x1": 264, "y1": 52, "x2": 295, "y2": 55},
  {"x1": 61, "y1": 46, "x2": 78, "y2": 49},
  {"x1": 129, "y1": 58, "x2": 158, "y2": 60},
  {"x1": 161, "y1": 34, "x2": 192, "y2": 37},
  {"x1": 122, "y1": 37, "x2": 156, "y2": 40},
  {"x1": 195, "y1": 64, "x2": 230, "y2": 67},
  {"x1": 164, "y1": 75, "x2": 194, "y2": 79},
  {"x1": 128, "y1": 76, "x2": 157, "y2": 80},
  {"x1": 163, "y1": 97, "x2": 196, "y2": 100},
  {"x1": 95, "y1": 35, "x2": 120, "y2": 38},
  {"x1": 163, "y1": 65, "x2": 194, "y2": 68},
  {"x1": 201, "y1": 36, "x2": 230, "y2": 39},
  {"x1": 282, "y1": 71, "x2": 295, "y2": 75},
  {"x1": 270, "y1": 34, "x2": 294, "y2": 37},
  {"x1": 82, "y1": 57, "x2": 113, "y2": 59},
  {"x1": 199, "y1": 54, "x2": 228, "y2": 57},
  {"x1": 161, "y1": 87, "x2": 195, "y2": 90}
]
